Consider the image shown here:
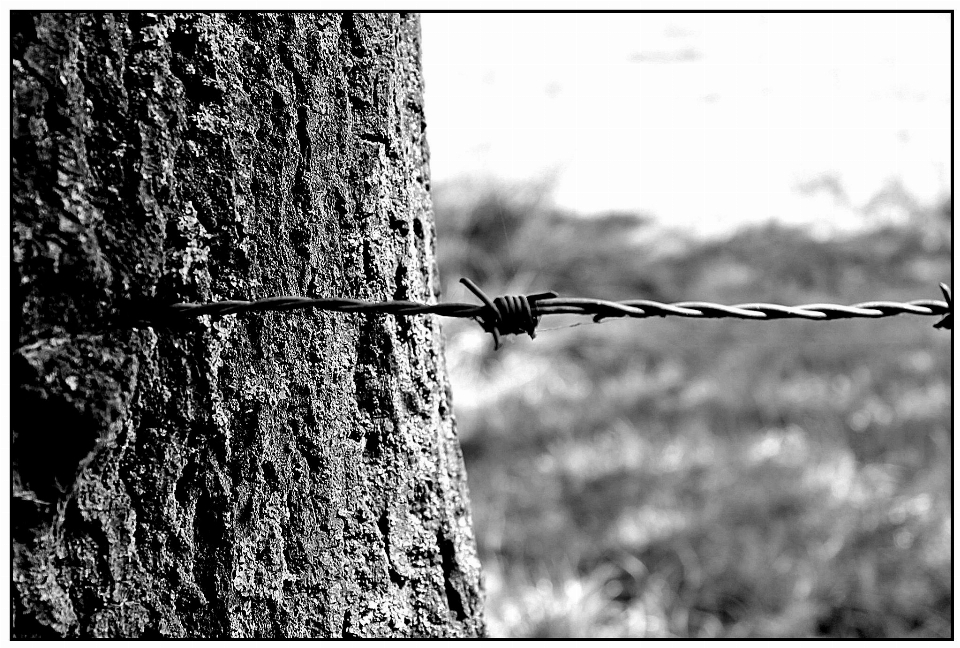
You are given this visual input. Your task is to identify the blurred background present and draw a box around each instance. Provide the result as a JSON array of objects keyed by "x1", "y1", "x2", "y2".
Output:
[{"x1": 421, "y1": 13, "x2": 952, "y2": 638}]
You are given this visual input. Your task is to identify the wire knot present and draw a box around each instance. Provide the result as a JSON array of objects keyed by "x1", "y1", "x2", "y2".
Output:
[
  {"x1": 933, "y1": 283, "x2": 952, "y2": 330},
  {"x1": 459, "y1": 278, "x2": 558, "y2": 350}
]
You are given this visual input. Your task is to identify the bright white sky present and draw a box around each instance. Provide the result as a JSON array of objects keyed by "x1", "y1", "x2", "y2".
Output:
[{"x1": 421, "y1": 13, "x2": 950, "y2": 235}]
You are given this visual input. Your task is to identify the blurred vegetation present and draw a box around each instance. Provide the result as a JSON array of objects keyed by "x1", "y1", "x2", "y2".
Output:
[{"x1": 433, "y1": 180, "x2": 952, "y2": 638}]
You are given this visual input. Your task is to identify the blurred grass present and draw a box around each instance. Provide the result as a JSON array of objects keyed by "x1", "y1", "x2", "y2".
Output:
[{"x1": 433, "y1": 180, "x2": 952, "y2": 638}]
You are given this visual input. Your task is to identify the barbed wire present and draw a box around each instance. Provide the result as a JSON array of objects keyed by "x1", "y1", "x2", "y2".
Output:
[{"x1": 132, "y1": 279, "x2": 952, "y2": 350}]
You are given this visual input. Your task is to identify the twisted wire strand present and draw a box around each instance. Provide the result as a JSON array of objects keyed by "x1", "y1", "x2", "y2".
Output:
[{"x1": 137, "y1": 279, "x2": 952, "y2": 348}]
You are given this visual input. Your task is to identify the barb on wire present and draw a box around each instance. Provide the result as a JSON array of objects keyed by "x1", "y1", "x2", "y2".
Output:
[
  {"x1": 133, "y1": 278, "x2": 952, "y2": 350},
  {"x1": 934, "y1": 283, "x2": 952, "y2": 330}
]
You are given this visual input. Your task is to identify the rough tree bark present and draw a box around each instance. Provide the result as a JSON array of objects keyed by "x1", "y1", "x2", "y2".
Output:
[{"x1": 12, "y1": 12, "x2": 484, "y2": 638}]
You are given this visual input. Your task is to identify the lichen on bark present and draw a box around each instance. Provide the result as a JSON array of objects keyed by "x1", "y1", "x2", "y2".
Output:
[{"x1": 12, "y1": 11, "x2": 484, "y2": 638}]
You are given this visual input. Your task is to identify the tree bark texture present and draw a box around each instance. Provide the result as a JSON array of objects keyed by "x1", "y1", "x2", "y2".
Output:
[{"x1": 12, "y1": 12, "x2": 484, "y2": 638}]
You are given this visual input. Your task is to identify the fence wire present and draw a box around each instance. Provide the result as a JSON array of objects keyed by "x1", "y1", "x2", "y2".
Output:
[{"x1": 132, "y1": 279, "x2": 951, "y2": 350}]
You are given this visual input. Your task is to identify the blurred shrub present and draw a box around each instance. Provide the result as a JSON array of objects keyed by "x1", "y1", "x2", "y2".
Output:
[{"x1": 433, "y1": 178, "x2": 663, "y2": 299}]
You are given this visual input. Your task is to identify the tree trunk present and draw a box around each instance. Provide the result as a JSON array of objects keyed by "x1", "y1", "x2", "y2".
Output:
[{"x1": 12, "y1": 11, "x2": 484, "y2": 638}]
